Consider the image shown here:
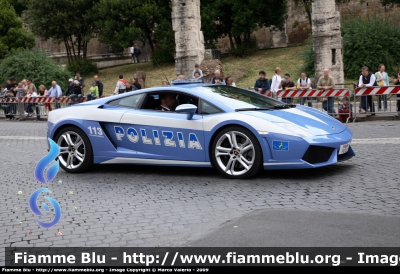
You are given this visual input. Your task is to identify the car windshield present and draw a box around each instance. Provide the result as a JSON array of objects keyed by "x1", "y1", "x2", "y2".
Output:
[{"x1": 191, "y1": 85, "x2": 284, "y2": 110}]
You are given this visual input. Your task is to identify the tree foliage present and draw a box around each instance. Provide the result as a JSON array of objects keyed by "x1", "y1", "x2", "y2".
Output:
[
  {"x1": 300, "y1": 16, "x2": 400, "y2": 79},
  {"x1": 0, "y1": 49, "x2": 71, "y2": 91},
  {"x1": 0, "y1": 0, "x2": 35, "y2": 59},
  {"x1": 94, "y1": 0, "x2": 174, "y2": 53},
  {"x1": 25, "y1": 0, "x2": 99, "y2": 61},
  {"x1": 341, "y1": 16, "x2": 400, "y2": 78},
  {"x1": 201, "y1": 0, "x2": 288, "y2": 50}
]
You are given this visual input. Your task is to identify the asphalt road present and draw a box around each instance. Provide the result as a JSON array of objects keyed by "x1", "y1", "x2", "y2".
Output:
[{"x1": 0, "y1": 120, "x2": 399, "y2": 265}]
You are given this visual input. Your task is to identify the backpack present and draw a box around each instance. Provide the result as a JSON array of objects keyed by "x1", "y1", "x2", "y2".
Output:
[{"x1": 298, "y1": 77, "x2": 312, "y2": 88}]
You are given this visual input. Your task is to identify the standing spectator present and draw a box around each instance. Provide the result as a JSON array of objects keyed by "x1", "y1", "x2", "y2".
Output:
[
  {"x1": 75, "y1": 73, "x2": 85, "y2": 91},
  {"x1": 87, "y1": 81, "x2": 98, "y2": 101},
  {"x1": 26, "y1": 87, "x2": 41, "y2": 121},
  {"x1": 129, "y1": 44, "x2": 135, "y2": 63},
  {"x1": 270, "y1": 67, "x2": 282, "y2": 95},
  {"x1": 297, "y1": 72, "x2": 313, "y2": 107},
  {"x1": 375, "y1": 64, "x2": 389, "y2": 111},
  {"x1": 65, "y1": 79, "x2": 75, "y2": 96},
  {"x1": 177, "y1": 74, "x2": 185, "y2": 80},
  {"x1": 126, "y1": 82, "x2": 134, "y2": 92},
  {"x1": 39, "y1": 85, "x2": 53, "y2": 115},
  {"x1": 114, "y1": 75, "x2": 127, "y2": 94},
  {"x1": 225, "y1": 77, "x2": 236, "y2": 87},
  {"x1": 15, "y1": 82, "x2": 27, "y2": 121},
  {"x1": 162, "y1": 80, "x2": 169, "y2": 86},
  {"x1": 26, "y1": 79, "x2": 37, "y2": 95},
  {"x1": 210, "y1": 70, "x2": 226, "y2": 84},
  {"x1": 39, "y1": 85, "x2": 51, "y2": 114},
  {"x1": 317, "y1": 68, "x2": 336, "y2": 116},
  {"x1": 393, "y1": 67, "x2": 400, "y2": 113},
  {"x1": 94, "y1": 75, "x2": 104, "y2": 98},
  {"x1": 4, "y1": 86, "x2": 16, "y2": 120},
  {"x1": 21, "y1": 79, "x2": 28, "y2": 90},
  {"x1": 132, "y1": 78, "x2": 142, "y2": 90},
  {"x1": 133, "y1": 43, "x2": 141, "y2": 63},
  {"x1": 254, "y1": 71, "x2": 270, "y2": 95},
  {"x1": 10, "y1": 78, "x2": 18, "y2": 91},
  {"x1": 71, "y1": 80, "x2": 83, "y2": 103},
  {"x1": 47, "y1": 81, "x2": 63, "y2": 109},
  {"x1": 358, "y1": 66, "x2": 376, "y2": 114},
  {"x1": 192, "y1": 64, "x2": 203, "y2": 78},
  {"x1": 280, "y1": 73, "x2": 295, "y2": 104}
]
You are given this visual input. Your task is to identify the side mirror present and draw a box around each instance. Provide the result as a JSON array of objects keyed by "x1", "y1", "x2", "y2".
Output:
[{"x1": 176, "y1": 104, "x2": 197, "y2": 120}]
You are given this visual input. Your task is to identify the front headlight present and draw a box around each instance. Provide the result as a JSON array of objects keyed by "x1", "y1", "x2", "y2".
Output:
[{"x1": 274, "y1": 123, "x2": 314, "y2": 137}]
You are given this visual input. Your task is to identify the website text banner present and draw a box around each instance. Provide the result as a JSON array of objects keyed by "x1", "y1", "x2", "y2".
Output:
[{"x1": 5, "y1": 247, "x2": 400, "y2": 267}]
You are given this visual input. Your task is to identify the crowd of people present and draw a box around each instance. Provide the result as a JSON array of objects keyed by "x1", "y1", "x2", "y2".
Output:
[
  {"x1": 0, "y1": 73, "x2": 106, "y2": 121},
  {"x1": 181, "y1": 63, "x2": 400, "y2": 122},
  {"x1": 2, "y1": 61, "x2": 400, "y2": 122}
]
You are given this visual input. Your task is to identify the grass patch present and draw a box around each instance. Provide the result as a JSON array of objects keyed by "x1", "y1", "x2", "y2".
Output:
[{"x1": 90, "y1": 45, "x2": 308, "y2": 96}]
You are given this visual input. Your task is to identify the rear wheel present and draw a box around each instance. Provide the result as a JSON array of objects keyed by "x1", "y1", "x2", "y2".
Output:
[
  {"x1": 211, "y1": 126, "x2": 263, "y2": 179},
  {"x1": 55, "y1": 126, "x2": 93, "y2": 173}
]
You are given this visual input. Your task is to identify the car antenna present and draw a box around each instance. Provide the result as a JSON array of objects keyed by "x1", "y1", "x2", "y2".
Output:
[{"x1": 153, "y1": 56, "x2": 170, "y2": 85}]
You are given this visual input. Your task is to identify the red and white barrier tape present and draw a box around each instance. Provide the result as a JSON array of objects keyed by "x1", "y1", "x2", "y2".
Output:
[
  {"x1": 354, "y1": 86, "x2": 400, "y2": 96},
  {"x1": 277, "y1": 89, "x2": 350, "y2": 98},
  {"x1": 0, "y1": 97, "x2": 87, "y2": 103}
]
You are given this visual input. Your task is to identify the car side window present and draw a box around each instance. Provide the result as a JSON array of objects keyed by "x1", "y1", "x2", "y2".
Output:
[
  {"x1": 200, "y1": 100, "x2": 222, "y2": 115},
  {"x1": 141, "y1": 92, "x2": 200, "y2": 113},
  {"x1": 108, "y1": 94, "x2": 143, "y2": 108}
]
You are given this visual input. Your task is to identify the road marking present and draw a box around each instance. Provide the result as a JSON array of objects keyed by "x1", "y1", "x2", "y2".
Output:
[
  {"x1": 0, "y1": 136, "x2": 46, "y2": 140},
  {"x1": 351, "y1": 138, "x2": 400, "y2": 144}
]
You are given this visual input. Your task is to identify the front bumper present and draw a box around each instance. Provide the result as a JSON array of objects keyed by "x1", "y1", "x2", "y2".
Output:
[{"x1": 261, "y1": 128, "x2": 355, "y2": 170}]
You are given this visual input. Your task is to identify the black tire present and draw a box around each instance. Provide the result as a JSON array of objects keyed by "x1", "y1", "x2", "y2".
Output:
[
  {"x1": 211, "y1": 126, "x2": 263, "y2": 179},
  {"x1": 54, "y1": 126, "x2": 93, "y2": 173}
]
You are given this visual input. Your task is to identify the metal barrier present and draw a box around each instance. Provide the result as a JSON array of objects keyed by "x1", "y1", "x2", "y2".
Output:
[
  {"x1": 0, "y1": 97, "x2": 89, "y2": 119},
  {"x1": 353, "y1": 86, "x2": 400, "y2": 120},
  {"x1": 276, "y1": 88, "x2": 353, "y2": 122}
]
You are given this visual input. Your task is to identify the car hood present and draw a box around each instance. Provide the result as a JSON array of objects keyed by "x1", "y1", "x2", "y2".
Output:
[{"x1": 240, "y1": 106, "x2": 347, "y2": 136}]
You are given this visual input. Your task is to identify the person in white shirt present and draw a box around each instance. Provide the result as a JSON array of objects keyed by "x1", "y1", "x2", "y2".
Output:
[
  {"x1": 270, "y1": 67, "x2": 282, "y2": 95},
  {"x1": 114, "y1": 75, "x2": 127, "y2": 94},
  {"x1": 358, "y1": 66, "x2": 376, "y2": 114},
  {"x1": 375, "y1": 64, "x2": 389, "y2": 111},
  {"x1": 26, "y1": 88, "x2": 41, "y2": 120},
  {"x1": 297, "y1": 71, "x2": 313, "y2": 107},
  {"x1": 129, "y1": 44, "x2": 135, "y2": 63}
]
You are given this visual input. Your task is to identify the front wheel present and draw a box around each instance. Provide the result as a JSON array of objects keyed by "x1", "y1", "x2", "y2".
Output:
[
  {"x1": 211, "y1": 126, "x2": 263, "y2": 179},
  {"x1": 55, "y1": 126, "x2": 93, "y2": 173}
]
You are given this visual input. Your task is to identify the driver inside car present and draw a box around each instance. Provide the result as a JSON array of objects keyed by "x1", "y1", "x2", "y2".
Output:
[{"x1": 156, "y1": 93, "x2": 176, "y2": 111}]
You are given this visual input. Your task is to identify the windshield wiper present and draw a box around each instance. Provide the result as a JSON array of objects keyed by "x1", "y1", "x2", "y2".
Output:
[
  {"x1": 235, "y1": 107, "x2": 273, "y2": 112},
  {"x1": 273, "y1": 104, "x2": 296, "y2": 109}
]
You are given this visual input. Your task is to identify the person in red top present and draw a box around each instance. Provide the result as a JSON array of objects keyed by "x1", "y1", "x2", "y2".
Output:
[{"x1": 338, "y1": 96, "x2": 353, "y2": 122}]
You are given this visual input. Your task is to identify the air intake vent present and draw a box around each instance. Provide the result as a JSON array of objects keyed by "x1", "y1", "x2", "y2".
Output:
[{"x1": 302, "y1": 146, "x2": 334, "y2": 164}]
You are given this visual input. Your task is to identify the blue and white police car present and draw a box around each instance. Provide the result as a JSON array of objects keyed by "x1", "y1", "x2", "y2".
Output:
[{"x1": 47, "y1": 80, "x2": 355, "y2": 179}]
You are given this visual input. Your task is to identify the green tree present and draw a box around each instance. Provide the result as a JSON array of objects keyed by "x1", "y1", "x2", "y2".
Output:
[
  {"x1": 0, "y1": 49, "x2": 71, "y2": 91},
  {"x1": 0, "y1": 0, "x2": 35, "y2": 59},
  {"x1": 300, "y1": 16, "x2": 400, "y2": 78},
  {"x1": 8, "y1": 0, "x2": 28, "y2": 16},
  {"x1": 25, "y1": 0, "x2": 100, "y2": 62},
  {"x1": 94, "y1": 0, "x2": 172, "y2": 52},
  {"x1": 201, "y1": 0, "x2": 288, "y2": 50}
]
